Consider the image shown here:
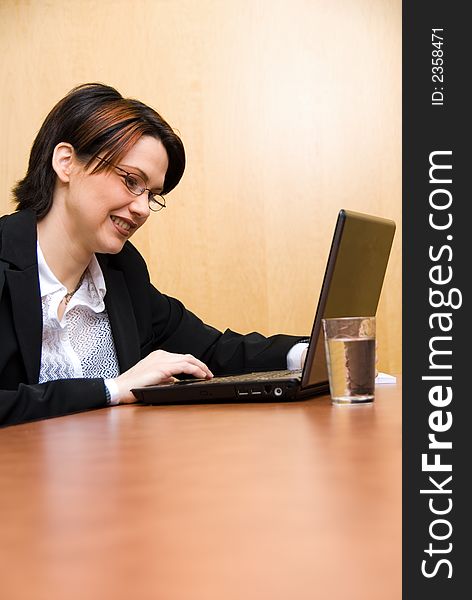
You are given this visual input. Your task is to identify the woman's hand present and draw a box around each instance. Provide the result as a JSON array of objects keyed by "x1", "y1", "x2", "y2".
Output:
[{"x1": 112, "y1": 350, "x2": 213, "y2": 404}]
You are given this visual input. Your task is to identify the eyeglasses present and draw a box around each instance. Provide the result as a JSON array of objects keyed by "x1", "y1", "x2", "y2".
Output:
[{"x1": 96, "y1": 156, "x2": 166, "y2": 212}]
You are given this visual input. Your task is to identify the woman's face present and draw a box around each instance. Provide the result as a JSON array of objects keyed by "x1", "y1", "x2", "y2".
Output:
[{"x1": 65, "y1": 135, "x2": 169, "y2": 255}]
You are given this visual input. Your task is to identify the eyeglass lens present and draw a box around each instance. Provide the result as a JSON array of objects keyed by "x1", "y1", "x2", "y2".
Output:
[{"x1": 124, "y1": 173, "x2": 165, "y2": 211}]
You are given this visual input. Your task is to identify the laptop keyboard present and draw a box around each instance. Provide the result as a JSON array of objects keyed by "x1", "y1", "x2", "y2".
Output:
[{"x1": 176, "y1": 369, "x2": 302, "y2": 385}]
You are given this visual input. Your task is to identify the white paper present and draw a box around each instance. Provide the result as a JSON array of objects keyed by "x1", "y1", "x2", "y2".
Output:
[{"x1": 375, "y1": 372, "x2": 397, "y2": 384}]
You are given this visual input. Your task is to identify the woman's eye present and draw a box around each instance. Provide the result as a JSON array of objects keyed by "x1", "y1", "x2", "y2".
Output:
[{"x1": 127, "y1": 175, "x2": 142, "y2": 191}]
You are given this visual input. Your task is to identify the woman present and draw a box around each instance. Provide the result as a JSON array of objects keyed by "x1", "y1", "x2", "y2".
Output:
[{"x1": 0, "y1": 83, "x2": 306, "y2": 427}]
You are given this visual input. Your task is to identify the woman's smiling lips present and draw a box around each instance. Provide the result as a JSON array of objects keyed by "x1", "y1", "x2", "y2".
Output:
[{"x1": 110, "y1": 215, "x2": 137, "y2": 236}]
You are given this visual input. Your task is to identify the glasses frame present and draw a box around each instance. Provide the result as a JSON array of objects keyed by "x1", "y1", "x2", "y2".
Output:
[{"x1": 96, "y1": 156, "x2": 166, "y2": 212}]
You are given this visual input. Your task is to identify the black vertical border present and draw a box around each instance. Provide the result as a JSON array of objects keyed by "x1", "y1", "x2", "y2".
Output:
[{"x1": 403, "y1": 2, "x2": 468, "y2": 598}]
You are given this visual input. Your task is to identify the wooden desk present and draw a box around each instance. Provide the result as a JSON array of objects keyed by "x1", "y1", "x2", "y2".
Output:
[{"x1": 0, "y1": 380, "x2": 401, "y2": 600}]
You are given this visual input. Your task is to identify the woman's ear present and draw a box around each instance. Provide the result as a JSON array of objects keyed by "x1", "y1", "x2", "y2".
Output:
[{"x1": 51, "y1": 143, "x2": 75, "y2": 183}]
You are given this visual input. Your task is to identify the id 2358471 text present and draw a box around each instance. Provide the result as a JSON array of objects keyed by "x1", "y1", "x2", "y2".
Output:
[{"x1": 432, "y1": 29, "x2": 444, "y2": 106}]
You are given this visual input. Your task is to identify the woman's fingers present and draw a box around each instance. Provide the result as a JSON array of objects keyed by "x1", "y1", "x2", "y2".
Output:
[
  {"x1": 112, "y1": 350, "x2": 213, "y2": 404},
  {"x1": 152, "y1": 352, "x2": 212, "y2": 380}
]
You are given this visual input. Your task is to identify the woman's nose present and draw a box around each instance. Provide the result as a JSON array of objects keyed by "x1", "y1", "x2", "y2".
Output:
[{"x1": 129, "y1": 193, "x2": 151, "y2": 219}]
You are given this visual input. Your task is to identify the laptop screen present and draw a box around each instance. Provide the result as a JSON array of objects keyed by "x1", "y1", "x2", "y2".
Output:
[{"x1": 301, "y1": 209, "x2": 396, "y2": 390}]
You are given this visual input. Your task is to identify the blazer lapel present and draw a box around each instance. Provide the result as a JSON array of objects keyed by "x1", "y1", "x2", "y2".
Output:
[
  {"x1": 1, "y1": 211, "x2": 42, "y2": 383},
  {"x1": 5, "y1": 267, "x2": 42, "y2": 383},
  {"x1": 98, "y1": 256, "x2": 141, "y2": 373}
]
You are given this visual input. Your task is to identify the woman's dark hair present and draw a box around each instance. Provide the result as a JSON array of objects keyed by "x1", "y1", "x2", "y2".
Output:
[{"x1": 13, "y1": 83, "x2": 186, "y2": 218}]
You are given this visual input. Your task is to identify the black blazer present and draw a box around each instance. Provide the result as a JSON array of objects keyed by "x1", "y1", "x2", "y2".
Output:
[{"x1": 0, "y1": 210, "x2": 302, "y2": 426}]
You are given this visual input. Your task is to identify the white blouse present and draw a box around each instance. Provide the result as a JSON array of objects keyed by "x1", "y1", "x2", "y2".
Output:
[{"x1": 37, "y1": 243, "x2": 120, "y2": 386}]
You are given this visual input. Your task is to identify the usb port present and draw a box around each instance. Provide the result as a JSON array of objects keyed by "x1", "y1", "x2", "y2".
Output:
[
  {"x1": 250, "y1": 390, "x2": 262, "y2": 395},
  {"x1": 237, "y1": 390, "x2": 249, "y2": 396}
]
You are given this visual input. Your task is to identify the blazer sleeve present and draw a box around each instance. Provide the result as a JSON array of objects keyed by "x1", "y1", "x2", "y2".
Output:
[
  {"x1": 146, "y1": 283, "x2": 305, "y2": 375},
  {"x1": 108, "y1": 241, "x2": 306, "y2": 375},
  {"x1": 0, "y1": 378, "x2": 108, "y2": 428}
]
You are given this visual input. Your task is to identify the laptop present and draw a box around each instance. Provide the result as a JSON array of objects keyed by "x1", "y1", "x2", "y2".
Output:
[{"x1": 132, "y1": 209, "x2": 396, "y2": 405}]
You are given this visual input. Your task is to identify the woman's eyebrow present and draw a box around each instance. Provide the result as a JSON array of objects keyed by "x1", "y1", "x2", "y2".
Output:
[{"x1": 120, "y1": 163, "x2": 148, "y2": 180}]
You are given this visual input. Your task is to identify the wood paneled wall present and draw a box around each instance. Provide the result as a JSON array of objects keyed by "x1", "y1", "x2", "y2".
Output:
[{"x1": 0, "y1": 0, "x2": 402, "y2": 373}]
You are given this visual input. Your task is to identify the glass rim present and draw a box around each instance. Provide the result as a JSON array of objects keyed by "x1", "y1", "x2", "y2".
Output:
[{"x1": 322, "y1": 315, "x2": 375, "y2": 322}]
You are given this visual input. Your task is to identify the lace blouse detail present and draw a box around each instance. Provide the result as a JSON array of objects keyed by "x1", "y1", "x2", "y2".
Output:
[{"x1": 38, "y1": 251, "x2": 120, "y2": 384}]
